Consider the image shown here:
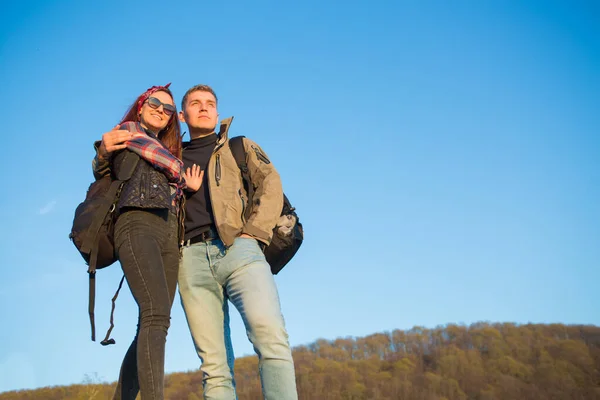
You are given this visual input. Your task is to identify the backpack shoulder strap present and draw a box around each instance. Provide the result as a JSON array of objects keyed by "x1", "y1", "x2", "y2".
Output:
[
  {"x1": 115, "y1": 151, "x2": 140, "y2": 181},
  {"x1": 229, "y1": 136, "x2": 254, "y2": 221},
  {"x1": 229, "y1": 135, "x2": 247, "y2": 173}
]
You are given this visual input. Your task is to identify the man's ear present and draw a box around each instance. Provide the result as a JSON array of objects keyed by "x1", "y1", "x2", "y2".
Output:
[{"x1": 178, "y1": 111, "x2": 186, "y2": 123}]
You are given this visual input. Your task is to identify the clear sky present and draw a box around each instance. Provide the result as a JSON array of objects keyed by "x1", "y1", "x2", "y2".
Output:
[{"x1": 0, "y1": 0, "x2": 598, "y2": 394}]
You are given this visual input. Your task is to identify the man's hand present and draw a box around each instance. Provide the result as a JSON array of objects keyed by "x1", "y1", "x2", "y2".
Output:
[
  {"x1": 98, "y1": 125, "x2": 134, "y2": 160},
  {"x1": 183, "y1": 164, "x2": 204, "y2": 192},
  {"x1": 239, "y1": 234, "x2": 254, "y2": 239}
]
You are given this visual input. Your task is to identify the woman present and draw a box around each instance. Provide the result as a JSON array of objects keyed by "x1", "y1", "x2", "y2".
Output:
[{"x1": 94, "y1": 83, "x2": 201, "y2": 399}]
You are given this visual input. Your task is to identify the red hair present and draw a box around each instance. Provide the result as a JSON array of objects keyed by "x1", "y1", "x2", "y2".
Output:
[{"x1": 119, "y1": 85, "x2": 182, "y2": 159}]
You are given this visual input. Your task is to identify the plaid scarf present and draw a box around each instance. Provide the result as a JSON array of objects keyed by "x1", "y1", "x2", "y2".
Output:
[{"x1": 120, "y1": 121, "x2": 185, "y2": 202}]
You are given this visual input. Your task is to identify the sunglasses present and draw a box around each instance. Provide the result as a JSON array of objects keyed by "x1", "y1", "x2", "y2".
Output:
[{"x1": 146, "y1": 97, "x2": 177, "y2": 116}]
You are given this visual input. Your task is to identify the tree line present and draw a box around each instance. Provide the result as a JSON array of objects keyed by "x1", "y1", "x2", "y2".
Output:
[{"x1": 1, "y1": 322, "x2": 599, "y2": 399}]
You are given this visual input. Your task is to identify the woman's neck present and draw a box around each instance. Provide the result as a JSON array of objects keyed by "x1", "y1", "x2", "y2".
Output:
[{"x1": 140, "y1": 122, "x2": 160, "y2": 135}]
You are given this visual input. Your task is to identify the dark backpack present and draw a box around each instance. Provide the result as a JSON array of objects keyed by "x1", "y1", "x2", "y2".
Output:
[
  {"x1": 229, "y1": 136, "x2": 303, "y2": 274},
  {"x1": 69, "y1": 151, "x2": 139, "y2": 345}
]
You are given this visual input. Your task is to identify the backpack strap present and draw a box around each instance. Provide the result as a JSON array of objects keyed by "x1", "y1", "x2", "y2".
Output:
[
  {"x1": 88, "y1": 151, "x2": 139, "y2": 344},
  {"x1": 229, "y1": 135, "x2": 247, "y2": 173},
  {"x1": 100, "y1": 274, "x2": 126, "y2": 346},
  {"x1": 229, "y1": 136, "x2": 254, "y2": 222}
]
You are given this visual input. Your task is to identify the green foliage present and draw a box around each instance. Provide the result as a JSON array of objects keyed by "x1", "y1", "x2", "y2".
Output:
[{"x1": 1, "y1": 322, "x2": 599, "y2": 399}]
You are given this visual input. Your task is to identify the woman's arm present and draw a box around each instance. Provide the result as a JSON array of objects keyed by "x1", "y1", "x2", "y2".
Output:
[{"x1": 91, "y1": 126, "x2": 135, "y2": 180}]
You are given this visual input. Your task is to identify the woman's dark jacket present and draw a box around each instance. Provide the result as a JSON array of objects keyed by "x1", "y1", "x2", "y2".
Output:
[{"x1": 111, "y1": 149, "x2": 174, "y2": 213}]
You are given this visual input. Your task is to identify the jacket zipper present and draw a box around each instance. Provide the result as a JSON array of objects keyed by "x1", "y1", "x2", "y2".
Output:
[
  {"x1": 252, "y1": 145, "x2": 271, "y2": 164},
  {"x1": 140, "y1": 173, "x2": 146, "y2": 201},
  {"x1": 178, "y1": 195, "x2": 186, "y2": 250},
  {"x1": 239, "y1": 189, "x2": 246, "y2": 223},
  {"x1": 215, "y1": 154, "x2": 221, "y2": 186},
  {"x1": 207, "y1": 148, "x2": 227, "y2": 246}
]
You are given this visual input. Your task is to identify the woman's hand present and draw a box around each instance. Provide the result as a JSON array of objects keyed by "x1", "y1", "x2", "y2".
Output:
[
  {"x1": 183, "y1": 164, "x2": 204, "y2": 192},
  {"x1": 98, "y1": 125, "x2": 134, "y2": 159}
]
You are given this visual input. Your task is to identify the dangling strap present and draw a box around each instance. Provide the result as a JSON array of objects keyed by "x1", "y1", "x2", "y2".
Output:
[
  {"x1": 88, "y1": 272, "x2": 96, "y2": 341},
  {"x1": 88, "y1": 243, "x2": 99, "y2": 341},
  {"x1": 87, "y1": 151, "x2": 139, "y2": 344},
  {"x1": 100, "y1": 274, "x2": 126, "y2": 346}
]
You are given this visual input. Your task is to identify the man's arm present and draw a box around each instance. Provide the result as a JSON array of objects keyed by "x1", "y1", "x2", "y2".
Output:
[{"x1": 240, "y1": 138, "x2": 283, "y2": 246}]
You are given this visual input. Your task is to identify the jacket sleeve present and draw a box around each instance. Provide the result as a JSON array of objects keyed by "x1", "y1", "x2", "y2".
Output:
[
  {"x1": 240, "y1": 138, "x2": 283, "y2": 245},
  {"x1": 92, "y1": 140, "x2": 111, "y2": 180}
]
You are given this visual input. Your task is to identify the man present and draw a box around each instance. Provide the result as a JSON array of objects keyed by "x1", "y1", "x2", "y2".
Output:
[{"x1": 95, "y1": 84, "x2": 298, "y2": 400}]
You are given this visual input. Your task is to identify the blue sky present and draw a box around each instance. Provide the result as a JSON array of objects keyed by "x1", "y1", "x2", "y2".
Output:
[{"x1": 0, "y1": 0, "x2": 598, "y2": 393}]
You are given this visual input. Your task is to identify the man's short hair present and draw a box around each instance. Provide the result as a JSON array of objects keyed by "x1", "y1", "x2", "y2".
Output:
[{"x1": 181, "y1": 84, "x2": 218, "y2": 110}]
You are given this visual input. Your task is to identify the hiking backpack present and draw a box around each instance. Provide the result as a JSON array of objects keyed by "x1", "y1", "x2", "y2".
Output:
[
  {"x1": 229, "y1": 136, "x2": 303, "y2": 274},
  {"x1": 69, "y1": 151, "x2": 139, "y2": 345}
]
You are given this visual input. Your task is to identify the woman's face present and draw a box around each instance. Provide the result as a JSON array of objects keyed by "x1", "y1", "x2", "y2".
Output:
[{"x1": 139, "y1": 90, "x2": 175, "y2": 133}]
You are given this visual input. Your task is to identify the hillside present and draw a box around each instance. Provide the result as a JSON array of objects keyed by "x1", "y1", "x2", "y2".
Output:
[{"x1": 1, "y1": 322, "x2": 599, "y2": 399}]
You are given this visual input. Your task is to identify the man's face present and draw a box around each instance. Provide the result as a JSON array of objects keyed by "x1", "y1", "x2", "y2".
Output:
[{"x1": 179, "y1": 90, "x2": 219, "y2": 132}]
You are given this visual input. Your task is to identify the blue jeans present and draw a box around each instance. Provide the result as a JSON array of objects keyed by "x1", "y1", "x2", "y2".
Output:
[{"x1": 178, "y1": 237, "x2": 298, "y2": 400}]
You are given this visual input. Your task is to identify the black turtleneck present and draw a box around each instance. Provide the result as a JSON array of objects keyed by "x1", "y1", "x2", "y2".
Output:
[{"x1": 182, "y1": 133, "x2": 218, "y2": 241}]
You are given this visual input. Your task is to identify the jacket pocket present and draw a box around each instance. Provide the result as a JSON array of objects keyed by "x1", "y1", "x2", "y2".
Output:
[
  {"x1": 252, "y1": 145, "x2": 271, "y2": 164},
  {"x1": 149, "y1": 172, "x2": 170, "y2": 202}
]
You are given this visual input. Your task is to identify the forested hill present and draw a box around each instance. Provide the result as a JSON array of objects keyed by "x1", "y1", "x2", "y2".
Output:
[{"x1": 1, "y1": 322, "x2": 599, "y2": 400}]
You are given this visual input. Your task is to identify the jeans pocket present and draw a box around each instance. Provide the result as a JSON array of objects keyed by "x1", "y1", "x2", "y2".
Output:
[{"x1": 232, "y1": 237, "x2": 264, "y2": 263}]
